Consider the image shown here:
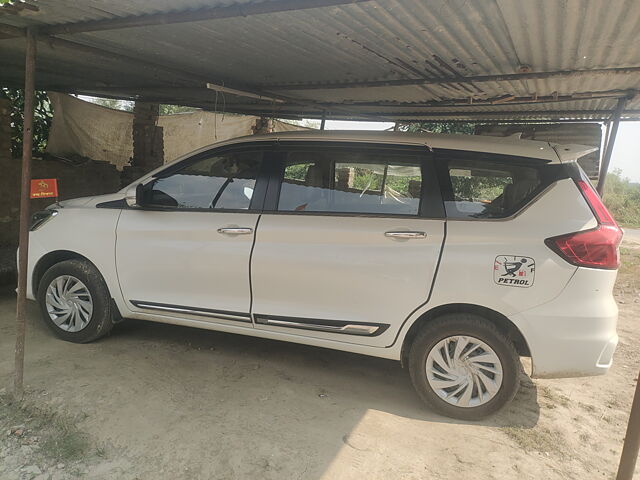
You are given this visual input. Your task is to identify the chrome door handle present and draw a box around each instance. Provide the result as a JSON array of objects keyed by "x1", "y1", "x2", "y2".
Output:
[
  {"x1": 384, "y1": 230, "x2": 427, "y2": 239},
  {"x1": 217, "y1": 227, "x2": 253, "y2": 235}
]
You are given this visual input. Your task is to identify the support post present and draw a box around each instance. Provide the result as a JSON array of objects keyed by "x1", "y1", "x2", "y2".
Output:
[
  {"x1": 14, "y1": 27, "x2": 37, "y2": 399},
  {"x1": 596, "y1": 98, "x2": 627, "y2": 196},
  {"x1": 616, "y1": 370, "x2": 640, "y2": 480},
  {"x1": 320, "y1": 111, "x2": 326, "y2": 131}
]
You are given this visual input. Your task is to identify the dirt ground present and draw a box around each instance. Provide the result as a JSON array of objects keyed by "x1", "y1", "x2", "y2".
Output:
[{"x1": 0, "y1": 239, "x2": 639, "y2": 480}]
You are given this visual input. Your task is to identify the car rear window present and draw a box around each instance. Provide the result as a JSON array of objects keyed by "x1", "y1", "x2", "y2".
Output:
[{"x1": 440, "y1": 157, "x2": 545, "y2": 219}]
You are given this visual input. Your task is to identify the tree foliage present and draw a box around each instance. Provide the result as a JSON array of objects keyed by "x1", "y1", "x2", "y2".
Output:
[
  {"x1": 603, "y1": 170, "x2": 640, "y2": 228},
  {"x1": 159, "y1": 104, "x2": 197, "y2": 115},
  {"x1": 1, "y1": 88, "x2": 53, "y2": 157},
  {"x1": 398, "y1": 122, "x2": 475, "y2": 135}
]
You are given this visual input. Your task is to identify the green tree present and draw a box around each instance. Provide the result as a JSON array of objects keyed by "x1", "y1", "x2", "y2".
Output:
[
  {"x1": 159, "y1": 104, "x2": 197, "y2": 115},
  {"x1": 1, "y1": 88, "x2": 53, "y2": 157}
]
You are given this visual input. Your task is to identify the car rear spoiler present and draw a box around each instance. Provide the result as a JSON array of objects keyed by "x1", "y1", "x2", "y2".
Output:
[{"x1": 550, "y1": 143, "x2": 599, "y2": 163}]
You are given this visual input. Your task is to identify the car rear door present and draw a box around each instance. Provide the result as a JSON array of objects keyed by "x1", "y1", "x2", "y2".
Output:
[
  {"x1": 250, "y1": 142, "x2": 445, "y2": 348},
  {"x1": 115, "y1": 143, "x2": 272, "y2": 326}
]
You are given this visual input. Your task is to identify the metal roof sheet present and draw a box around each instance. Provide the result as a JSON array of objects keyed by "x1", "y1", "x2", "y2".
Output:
[{"x1": 1, "y1": 0, "x2": 639, "y2": 121}]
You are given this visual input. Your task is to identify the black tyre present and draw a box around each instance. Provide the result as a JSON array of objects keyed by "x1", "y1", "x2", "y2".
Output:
[
  {"x1": 408, "y1": 313, "x2": 520, "y2": 420},
  {"x1": 37, "y1": 259, "x2": 115, "y2": 343}
]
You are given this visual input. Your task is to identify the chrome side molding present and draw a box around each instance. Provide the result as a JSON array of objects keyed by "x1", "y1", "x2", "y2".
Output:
[
  {"x1": 255, "y1": 315, "x2": 389, "y2": 337},
  {"x1": 130, "y1": 301, "x2": 252, "y2": 323}
]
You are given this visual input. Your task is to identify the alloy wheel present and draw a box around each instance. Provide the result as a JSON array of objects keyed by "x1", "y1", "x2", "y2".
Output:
[
  {"x1": 45, "y1": 275, "x2": 93, "y2": 332},
  {"x1": 425, "y1": 335, "x2": 503, "y2": 408}
]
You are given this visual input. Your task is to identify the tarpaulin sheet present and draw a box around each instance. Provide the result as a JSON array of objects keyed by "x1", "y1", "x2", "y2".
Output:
[{"x1": 46, "y1": 93, "x2": 306, "y2": 169}]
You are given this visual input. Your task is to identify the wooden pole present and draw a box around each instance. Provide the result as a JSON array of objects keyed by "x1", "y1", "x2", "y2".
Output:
[
  {"x1": 616, "y1": 371, "x2": 640, "y2": 479},
  {"x1": 596, "y1": 98, "x2": 627, "y2": 196},
  {"x1": 14, "y1": 27, "x2": 37, "y2": 399}
]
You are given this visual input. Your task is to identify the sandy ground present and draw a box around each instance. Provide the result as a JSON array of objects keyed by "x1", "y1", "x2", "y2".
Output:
[
  {"x1": 624, "y1": 227, "x2": 640, "y2": 245},
  {"x1": 0, "y1": 243, "x2": 639, "y2": 479}
]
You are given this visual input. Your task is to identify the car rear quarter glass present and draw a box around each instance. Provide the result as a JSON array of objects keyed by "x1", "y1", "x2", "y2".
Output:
[{"x1": 436, "y1": 151, "x2": 557, "y2": 219}]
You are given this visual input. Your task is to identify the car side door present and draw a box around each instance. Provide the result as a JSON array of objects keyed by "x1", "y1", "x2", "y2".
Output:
[
  {"x1": 115, "y1": 143, "x2": 272, "y2": 326},
  {"x1": 250, "y1": 142, "x2": 446, "y2": 348}
]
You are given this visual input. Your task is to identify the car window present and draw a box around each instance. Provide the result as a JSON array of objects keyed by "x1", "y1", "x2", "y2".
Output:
[
  {"x1": 444, "y1": 158, "x2": 542, "y2": 219},
  {"x1": 278, "y1": 150, "x2": 423, "y2": 215},
  {"x1": 145, "y1": 151, "x2": 263, "y2": 210}
]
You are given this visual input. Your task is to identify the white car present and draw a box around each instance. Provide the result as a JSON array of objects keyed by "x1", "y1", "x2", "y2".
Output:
[{"x1": 26, "y1": 131, "x2": 622, "y2": 419}]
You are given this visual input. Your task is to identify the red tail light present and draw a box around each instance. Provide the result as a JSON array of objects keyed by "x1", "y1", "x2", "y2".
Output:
[{"x1": 545, "y1": 179, "x2": 623, "y2": 269}]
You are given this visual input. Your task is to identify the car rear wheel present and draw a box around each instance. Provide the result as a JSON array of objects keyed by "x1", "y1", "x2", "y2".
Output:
[
  {"x1": 408, "y1": 313, "x2": 520, "y2": 420},
  {"x1": 37, "y1": 259, "x2": 115, "y2": 343}
]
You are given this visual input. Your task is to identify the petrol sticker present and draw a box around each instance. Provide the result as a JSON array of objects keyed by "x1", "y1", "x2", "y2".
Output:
[{"x1": 494, "y1": 256, "x2": 535, "y2": 288}]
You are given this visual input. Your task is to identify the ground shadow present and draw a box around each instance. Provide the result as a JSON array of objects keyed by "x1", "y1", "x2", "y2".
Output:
[
  {"x1": 108, "y1": 316, "x2": 540, "y2": 429},
  {"x1": 1, "y1": 289, "x2": 541, "y2": 479}
]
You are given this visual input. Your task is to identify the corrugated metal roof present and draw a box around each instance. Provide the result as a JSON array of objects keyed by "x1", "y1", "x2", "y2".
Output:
[{"x1": 1, "y1": 0, "x2": 639, "y2": 121}]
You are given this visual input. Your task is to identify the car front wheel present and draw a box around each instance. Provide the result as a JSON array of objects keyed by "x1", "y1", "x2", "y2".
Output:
[
  {"x1": 408, "y1": 313, "x2": 520, "y2": 420},
  {"x1": 37, "y1": 259, "x2": 115, "y2": 343}
]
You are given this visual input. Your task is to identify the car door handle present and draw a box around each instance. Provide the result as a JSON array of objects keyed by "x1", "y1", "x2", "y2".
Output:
[
  {"x1": 384, "y1": 230, "x2": 427, "y2": 239},
  {"x1": 217, "y1": 227, "x2": 253, "y2": 235}
]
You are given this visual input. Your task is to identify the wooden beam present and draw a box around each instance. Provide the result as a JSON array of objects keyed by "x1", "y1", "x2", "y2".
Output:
[
  {"x1": 0, "y1": 23, "x2": 24, "y2": 38},
  {"x1": 206, "y1": 83, "x2": 285, "y2": 104},
  {"x1": 37, "y1": 0, "x2": 371, "y2": 36},
  {"x1": 37, "y1": 36, "x2": 295, "y2": 105},
  {"x1": 39, "y1": 36, "x2": 205, "y2": 87},
  {"x1": 326, "y1": 89, "x2": 635, "y2": 109},
  {"x1": 266, "y1": 66, "x2": 640, "y2": 90},
  {"x1": 345, "y1": 109, "x2": 640, "y2": 118},
  {"x1": 14, "y1": 26, "x2": 37, "y2": 399},
  {"x1": 616, "y1": 369, "x2": 640, "y2": 480}
]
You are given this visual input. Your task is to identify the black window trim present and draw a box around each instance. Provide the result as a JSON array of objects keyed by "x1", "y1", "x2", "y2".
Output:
[
  {"x1": 263, "y1": 141, "x2": 445, "y2": 220},
  {"x1": 97, "y1": 141, "x2": 277, "y2": 213},
  {"x1": 433, "y1": 148, "x2": 568, "y2": 221}
]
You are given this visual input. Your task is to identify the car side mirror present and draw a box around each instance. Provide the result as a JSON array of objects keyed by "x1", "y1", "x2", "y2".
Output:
[{"x1": 125, "y1": 183, "x2": 146, "y2": 207}]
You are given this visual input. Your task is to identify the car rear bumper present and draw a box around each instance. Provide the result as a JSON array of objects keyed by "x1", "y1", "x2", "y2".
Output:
[{"x1": 509, "y1": 268, "x2": 619, "y2": 379}]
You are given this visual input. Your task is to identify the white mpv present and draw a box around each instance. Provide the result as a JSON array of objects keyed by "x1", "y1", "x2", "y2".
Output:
[{"x1": 26, "y1": 131, "x2": 622, "y2": 419}]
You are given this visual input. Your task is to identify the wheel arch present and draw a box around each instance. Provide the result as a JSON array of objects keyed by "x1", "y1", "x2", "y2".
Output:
[
  {"x1": 400, "y1": 303, "x2": 531, "y2": 368},
  {"x1": 33, "y1": 249, "x2": 123, "y2": 323},
  {"x1": 32, "y1": 250, "x2": 93, "y2": 295}
]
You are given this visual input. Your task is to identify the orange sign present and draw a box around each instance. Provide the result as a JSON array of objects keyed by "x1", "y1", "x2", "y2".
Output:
[{"x1": 30, "y1": 178, "x2": 59, "y2": 199}]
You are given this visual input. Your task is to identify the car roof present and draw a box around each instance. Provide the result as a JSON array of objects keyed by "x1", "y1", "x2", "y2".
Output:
[
  {"x1": 124, "y1": 129, "x2": 592, "y2": 192},
  {"x1": 224, "y1": 130, "x2": 562, "y2": 162}
]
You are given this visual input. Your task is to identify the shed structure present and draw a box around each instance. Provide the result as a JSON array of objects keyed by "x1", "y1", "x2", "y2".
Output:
[{"x1": 1, "y1": 1, "x2": 640, "y2": 477}]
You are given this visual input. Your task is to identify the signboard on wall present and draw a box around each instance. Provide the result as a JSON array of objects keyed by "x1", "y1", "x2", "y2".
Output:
[{"x1": 30, "y1": 178, "x2": 58, "y2": 199}]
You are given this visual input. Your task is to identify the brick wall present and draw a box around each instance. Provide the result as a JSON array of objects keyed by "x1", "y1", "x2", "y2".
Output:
[
  {"x1": 121, "y1": 102, "x2": 164, "y2": 187},
  {"x1": 0, "y1": 154, "x2": 121, "y2": 284}
]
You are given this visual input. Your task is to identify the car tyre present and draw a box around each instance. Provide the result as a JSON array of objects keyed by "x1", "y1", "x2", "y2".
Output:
[
  {"x1": 408, "y1": 313, "x2": 520, "y2": 420},
  {"x1": 37, "y1": 259, "x2": 115, "y2": 343}
]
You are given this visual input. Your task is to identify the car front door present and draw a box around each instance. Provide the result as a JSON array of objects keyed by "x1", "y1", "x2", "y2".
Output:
[
  {"x1": 115, "y1": 144, "x2": 271, "y2": 326},
  {"x1": 250, "y1": 142, "x2": 446, "y2": 347}
]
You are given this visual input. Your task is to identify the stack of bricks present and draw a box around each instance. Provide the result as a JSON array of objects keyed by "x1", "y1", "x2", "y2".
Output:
[
  {"x1": 121, "y1": 101, "x2": 164, "y2": 187},
  {"x1": 252, "y1": 117, "x2": 273, "y2": 135}
]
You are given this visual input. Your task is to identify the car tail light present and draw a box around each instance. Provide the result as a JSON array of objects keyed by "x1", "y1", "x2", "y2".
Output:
[{"x1": 544, "y1": 179, "x2": 623, "y2": 269}]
